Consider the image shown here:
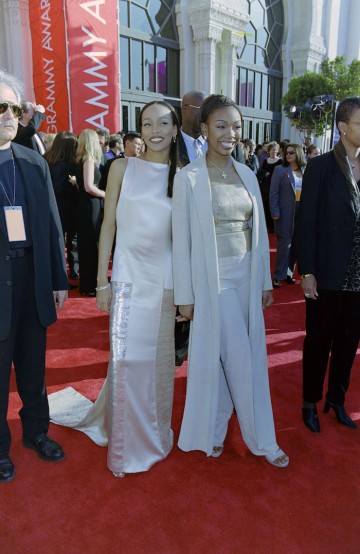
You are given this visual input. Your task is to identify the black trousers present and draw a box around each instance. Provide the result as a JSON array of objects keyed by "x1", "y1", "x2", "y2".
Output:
[
  {"x1": 77, "y1": 195, "x2": 102, "y2": 294},
  {"x1": 0, "y1": 253, "x2": 49, "y2": 457},
  {"x1": 303, "y1": 289, "x2": 360, "y2": 404},
  {"x1": 174, "y1": 312, "x2": 190, "y2": 366}
]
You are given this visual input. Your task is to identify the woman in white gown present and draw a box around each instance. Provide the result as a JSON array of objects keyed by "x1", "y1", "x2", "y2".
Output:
[
  {"x1": 50, "y1": 101, "x2": 179, "y2": 477},
  {"x1": 172, "y1": 95, "x2": 289, "y2": 468}
]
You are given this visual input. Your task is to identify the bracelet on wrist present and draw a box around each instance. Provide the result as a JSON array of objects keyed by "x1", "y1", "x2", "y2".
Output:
[
  {"x1": 301, "y1": 274, "x2": 314, "y2": 280},
  {"x1": 95, "y1": 283, "x2": 110, "y2": 291}
]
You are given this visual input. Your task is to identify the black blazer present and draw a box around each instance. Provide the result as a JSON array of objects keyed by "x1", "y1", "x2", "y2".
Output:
[
  {"x1": 231, "y1": 144, "x2": 245, "y2": 165},
  {"x1": 245, "y1": 153, "x2": 260, "y2": 174},
  {"x1": 0, "y1": 143, "x2": 68, "y2": 341},
  {"x1": 296, "y1": 151, "x2": 357, "y2": 290},
  {"x1": 98, "y1": 154, "x2": 125, "y2": 191},
  {"x1": 13, "y1": 111, "x2": 46, "y2": 154}
]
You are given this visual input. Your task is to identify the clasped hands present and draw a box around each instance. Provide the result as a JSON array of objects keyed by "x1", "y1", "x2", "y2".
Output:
[{"x1": 177, "y1": 304, "x2": 194, "y2": 321}]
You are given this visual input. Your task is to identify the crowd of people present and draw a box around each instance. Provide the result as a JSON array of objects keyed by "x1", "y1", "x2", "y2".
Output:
[{"x1": 1, "y1": 66, "x2": 359, "y2": 483}]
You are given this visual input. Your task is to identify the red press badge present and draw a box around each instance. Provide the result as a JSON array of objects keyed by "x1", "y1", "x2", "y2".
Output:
[{"x1": 4, "y1": 206, "x2": 26, "y2": 241}]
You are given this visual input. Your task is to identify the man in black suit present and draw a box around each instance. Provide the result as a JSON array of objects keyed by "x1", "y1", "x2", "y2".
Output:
[
  {"x1": 296, "y1": 97, "x2": 360, "y2": 434},
  {"x1": 244, "y1": 139, "x2": 260, "y2": 174},
  {"x1": 0, "y1": 70, "x2": 68, "y2": 483},
  {"x1": 13, "y1": 101, "x2": 46, "y2": 155}
]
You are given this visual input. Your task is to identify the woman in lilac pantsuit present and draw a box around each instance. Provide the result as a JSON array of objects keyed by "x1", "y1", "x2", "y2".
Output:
[{"x1": 269, "y1": 144, "x2": 306, "y2": 287}]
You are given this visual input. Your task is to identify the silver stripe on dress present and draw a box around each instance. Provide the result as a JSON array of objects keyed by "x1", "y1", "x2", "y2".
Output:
[{"x1": 107, "y1": 281, "x2": 132, "y2": 473}]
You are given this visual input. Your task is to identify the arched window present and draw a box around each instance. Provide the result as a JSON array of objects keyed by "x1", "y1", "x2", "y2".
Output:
[
  {"x1": 120, "y1": 0, "x2": 179, "y2": 97},
  {"x1": 236, "y1": 0, "x2": 284, "y2": 142}
]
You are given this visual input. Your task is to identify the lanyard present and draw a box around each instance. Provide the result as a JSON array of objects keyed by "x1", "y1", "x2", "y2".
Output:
[{"x1": 0, "y1": 147, "x2": 16, "y2": 207}]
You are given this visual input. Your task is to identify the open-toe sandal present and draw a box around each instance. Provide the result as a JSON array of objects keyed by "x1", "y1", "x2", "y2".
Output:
[{"x1": 265, "y1": 449, "x2": 289, "y2": 468}]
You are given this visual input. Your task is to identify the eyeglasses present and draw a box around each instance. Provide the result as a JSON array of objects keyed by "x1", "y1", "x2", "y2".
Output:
[
  {"x1": 286, "y1": 150, "x2": 296, "y2": 155},
  {"x1": 182, "y1": 104, "x2": 201, "y2": 110},
  {"x1": 0, "y1": 102, "x2": 23, "y2": 118}
]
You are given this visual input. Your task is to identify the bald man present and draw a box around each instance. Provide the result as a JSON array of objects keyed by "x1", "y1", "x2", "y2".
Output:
[{"x1": 178, "y1": 90, "x2": 207, "y2": 167}]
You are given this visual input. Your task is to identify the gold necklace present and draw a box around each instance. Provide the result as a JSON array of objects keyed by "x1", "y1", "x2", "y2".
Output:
[{"x1": 207, "y1": 157, "x2": 232, "y2": 179}]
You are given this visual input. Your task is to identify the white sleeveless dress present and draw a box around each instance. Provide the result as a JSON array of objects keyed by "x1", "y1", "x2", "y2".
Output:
[{"x1": 49, "y1": 157, "x2": 176, "y2": 475}]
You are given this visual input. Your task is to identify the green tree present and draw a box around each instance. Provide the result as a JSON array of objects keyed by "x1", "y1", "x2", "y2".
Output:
[
  {"x1": 321, "y1": 56, "x2": 360, "y2": 99},
  {"x1": 282, "y1": 56, "x2": 360, "y2": 137}
]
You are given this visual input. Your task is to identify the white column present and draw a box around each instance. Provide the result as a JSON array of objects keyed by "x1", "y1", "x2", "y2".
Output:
[
  {"x1": 345, "y1": 0, "x2": 360, "y2": 61},
  {"x1": 2, "y1": 0, "x2": 34, "y2": 98},
  {"x1": 188, "y1": 0, "x2": 248, "y2": 95},
  {"x1": 193, "y1": 31, "x2": 221, "y2": 93},
  {"x1": 218, "y1": 31, "x2": 244, "y2": 98},
  {"x1": 289, "y1": 0, "x2": 326, "y2": 75}
]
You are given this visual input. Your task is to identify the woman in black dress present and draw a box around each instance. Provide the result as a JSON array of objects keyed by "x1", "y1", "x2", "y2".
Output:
[
  {"x1": 75, "y1": 129, "x2": 105, "y2": 296},
  {"x1": 44, "y1": 131, "x2": 79, "y2": 281}
]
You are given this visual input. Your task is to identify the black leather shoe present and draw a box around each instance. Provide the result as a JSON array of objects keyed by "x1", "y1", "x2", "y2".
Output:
[
  {"x1": 323, "y1": 400, "x2": 357, "y2": 428},
  {"x1": 272, "y1": 279, "x2": 280, "y2": 288},
  {"x1": 302, "y1": 406, "x2": 320, "y2": 433},
  {"x1": 286, "y1": 276, "x2": 296, "y2": 284},
  {"x1": 0, "y1": 457, "x2": 15, "y2": 483},
  {"x1": 22, "y1": 433, "x2": 65, "y2": 462}
]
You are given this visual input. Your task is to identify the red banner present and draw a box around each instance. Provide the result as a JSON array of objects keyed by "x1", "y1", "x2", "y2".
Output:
[
  {"x1": 29, "y1": 0, "x2": 70, "y2": 133},
  {"x1": 65, "y1": 0, "x2": 121, "y2": 134}
]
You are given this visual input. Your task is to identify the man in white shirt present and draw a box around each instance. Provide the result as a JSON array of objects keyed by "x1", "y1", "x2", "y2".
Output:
[
  {"x1": 123, "y1": 132, "x2": 142, "y2": 157},
  {"x1": 178, "y1": 90, "x2": 207, "y2": 167}
]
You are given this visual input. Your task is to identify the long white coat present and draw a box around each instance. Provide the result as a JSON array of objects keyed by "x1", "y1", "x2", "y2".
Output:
[{"x1": 172, "y1": 155, "x2": 278, "y2": 456}]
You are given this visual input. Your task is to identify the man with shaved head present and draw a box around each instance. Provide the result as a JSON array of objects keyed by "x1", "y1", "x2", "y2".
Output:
[{"x1": 178, "y1": 90, "x2": 207, "y2": 167}]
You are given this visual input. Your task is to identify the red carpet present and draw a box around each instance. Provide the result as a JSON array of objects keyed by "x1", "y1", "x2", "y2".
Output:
[{"x1": 1, "y1": 237, "x2": 360, "y2": 554}]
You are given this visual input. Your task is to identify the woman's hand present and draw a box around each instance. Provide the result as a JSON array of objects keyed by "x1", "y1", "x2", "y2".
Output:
[
  {"x1": 301, "y1": 274, "x2": 318, "y2": 300},
  {"x1": 262, "y1": 290, "x2": 274, "y2": 309},
  {"x1": 53, "y1": 290, "x2": 68, "y2": 312},
  {"x1": 179, "y1": 304, "x2": 194, "y2": 321},
  {"x1": 69, "y1": 175, "x2": 78, "y2": 188},
  {"x1": 96, "y1": 287, "x2": 112, "y2": 314}
]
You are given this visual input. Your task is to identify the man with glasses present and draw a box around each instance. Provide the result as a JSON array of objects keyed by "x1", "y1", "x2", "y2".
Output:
[
  {"x1": 0, "y1": 69, "x2": 68, "y2": 483},
  {"x1": 178, "y1": 90, "x2": 207, "y2": 167}
]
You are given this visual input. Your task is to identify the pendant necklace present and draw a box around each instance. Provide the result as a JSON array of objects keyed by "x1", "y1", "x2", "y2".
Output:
[
  {"x1": 207, "y1": 157, "x2": 232, "y2": 179},
  {"x1": 349, "y1": 158, "x2": 358, "y2": 169}
]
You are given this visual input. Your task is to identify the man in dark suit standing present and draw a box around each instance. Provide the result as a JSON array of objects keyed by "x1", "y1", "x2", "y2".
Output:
[
  {"x1": 297, "y1": 97, "x2": 360, "y2": 434},
  {"x1": 13, "y1": 101, "x2": 46, "y2": 155},
  {"x1": 0, "y1": 70, "x2": 68, "y2": 483}
]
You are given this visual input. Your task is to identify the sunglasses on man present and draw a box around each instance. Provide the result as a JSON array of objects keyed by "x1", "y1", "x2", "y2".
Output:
[{"x1": 0, "y1": 102, "x2": 23, "y2": 118}]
